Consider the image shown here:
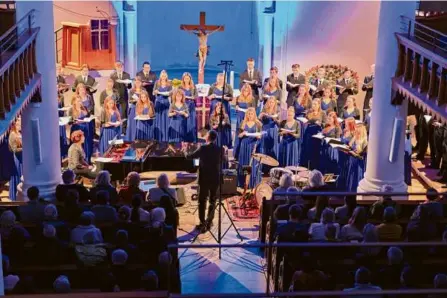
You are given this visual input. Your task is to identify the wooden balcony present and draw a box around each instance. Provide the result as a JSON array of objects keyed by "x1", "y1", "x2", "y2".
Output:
[
  {"x1": 394, "y1": 16, "x2": 447, "y2": 122},
  {"x1": 0, "y1": 9, "x2": 41, "y2": 141}
]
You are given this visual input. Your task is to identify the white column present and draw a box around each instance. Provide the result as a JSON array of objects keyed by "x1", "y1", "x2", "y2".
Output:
[
  {"x1": 358, "y1": 1, "x2": 417, "y2": 198},
  {"x1": 123, "y1": 10, "x2": 137, "y2": 77},
  {"x1": 16, "y1": 1, "x2": 61, "y2": 200},
  {"x1": 262, "y1": 13, "x2": 273, "y2": 79}
]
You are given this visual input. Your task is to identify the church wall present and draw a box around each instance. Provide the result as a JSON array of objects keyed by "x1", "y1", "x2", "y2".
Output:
[
  {"x1": 53, "y1": 1, "x2": 117, "y2": 29},
  {"x1": 136, "y1": 1, "x2": 259, "y2": 77}
]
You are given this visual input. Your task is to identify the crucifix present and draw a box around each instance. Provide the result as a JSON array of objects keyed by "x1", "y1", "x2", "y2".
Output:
[{"x1": 180, "y1": 12, "x2": 224, "y2": 84}]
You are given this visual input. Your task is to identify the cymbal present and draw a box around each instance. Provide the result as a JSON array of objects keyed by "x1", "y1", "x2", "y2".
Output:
[
  {"x1": 252, "y1": 153, "x2": 279, "y2": 167},
  {"x1": 286, "y1": 166, "x2": 308, "y2": 173}
]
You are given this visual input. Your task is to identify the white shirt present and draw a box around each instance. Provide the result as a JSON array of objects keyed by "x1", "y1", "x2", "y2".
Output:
[
  {"x1": 248, "y1": 69, "x2": 253, "y2": 79},
  {"x1": 83, "y1": 76, "x2": 87, "y2": 82},
  {"x1": 309, "y1": 222, "x2": 340, "y2": 241}
]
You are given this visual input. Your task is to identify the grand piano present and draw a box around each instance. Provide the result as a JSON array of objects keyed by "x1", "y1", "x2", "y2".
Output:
[{"x1": 96, "y1": 140, "x2": 201, "y2": 181}]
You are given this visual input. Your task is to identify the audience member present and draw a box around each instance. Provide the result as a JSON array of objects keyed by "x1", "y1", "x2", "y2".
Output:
[
  {"x1": 370, "y1": 184, "x2": 398, "y2": 220},
  {"x1": 70, "y1": 211, "x2": 103, "y2": 245},
  {"x1": 91, "y1": 190, "x2": 118, "y2": 223},
  {"x1": 114, "y1": 229, "x2": 138, "y2": 262},
  {"x1": 376, "y1": 247, "x2": 404, "y2": 289},
  {"x1": 141, "y1": 270, "x2": 159, "y2": 291},
  {"x1": 3, "y1": 255, "x2": 20, "y2": 293},
  {"x1": 309, "y1": 208, "x2": 340, "y2": 241},
  {"x1": 307, "y1": 196, "x2": 329, "y2": 222},
  {"x1": 0, "y1": 210, "x2": 30, "y2": 259},
  {"x1": 118, "y1": 205, "x2": 131, "y2": 222},
  {"x1": 159, "y1": 195, "x2": 179, "y2": 231},
  {"x1": 324, "y1": 224, "x2": 339, "y2": 242},
  {"x1": 340, "y1": 206, "x2": 366, "y2": 241},
  {"x1": 89, "y1": 171, "x2": 119, "y2": 205},
  {"x1": 423, "y1": 188, "x2": 443, "y2": 220},
  {"x1": 273, "y1": 174, "x2": 294, "y2": 197},
  {"x1": 41, "y1": 204, "x2": 70, "y2": 241},
  {"x1": 274, "y1": 186, "x2": 303, "y2": 221},
  {"x1": 376, "y1": 207, "x2": 402, "y2": 241},
  {"x1": 343, "y1": 267, "x2": 382, "y2": 295},
  {"x1": 151, "y1": 207, "x2": 167, "y2": 228},
  {"x1": 60, "y1": 189, "x2": 83, "y2": 223},
  {"x1": 360, "y1": 224, "x2": 381, "y2": 257},
  {"x1": 111, "y1": 249, "x2": 132, "y2": 290},
  {"x1": 75, "y1": 230, "x2": 107, "y2": 267},
  {"x1": 276, "y1": 204, "x2": 308, "y2": 242},
  {"x1": 157, "y1": 251, "x2": 173, "y2": 290},
  {"x1": 56, "y1": 169, "x2": 89, "y2": 203},
  {"x1": 406, "y1": 204, "x2": 437, "y2": 241},
  {"x1": 290, "y1": 255, "x2": 327, "y2": 291},
  {"x1": 118, "y1": 172, "x2": 145, "y2": 205},
  {"x1": 53, "y1": 275, "x2": 71, "y2": 293},
  {"x1": 400, "y1": 266, "x2": 419, "y2": 290},
  {"x1": 434, "y1": 273, "x2": 447, "y2": 290},
  {"x1": 302, "y1": 170, "x2": 328, "y2": 202},
  {"x1": 335, "y1": 195, "x2": 357, "y2": 223},
  {"x1": 130, "y1": 194, "x2": 151, "y2": 223},
  {"x1": 35, "y1": 224, "x2": 67, "y2": 265},
  {"x1": 148, "y1": 173, "x2": 178, "y2": 205},
  {"x1": 17, "y1": 186, "x2": 45, "y2": 223}
]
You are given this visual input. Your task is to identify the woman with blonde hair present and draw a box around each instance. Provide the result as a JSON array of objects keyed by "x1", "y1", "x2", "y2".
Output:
[
  {"x1": 99, "y1": 97, "x2": 122, "y2": 154},
  {"x1": 209, "y1": 102, "x2": 231, "y2": 148},
  {"x1": 342, "y1": 117, "x2": 356, "y2": 144},
  {"x1": 135, "y1": 90, "x2": 155, "y2": 140},
  {"x1": 236, "y1": 107, "x2": 262, "y2": 188},
  {"x1": 278, "y1": 107, "x2": 301, "y2": 167},
  {"x1": 90, "y1": 170, "x2": 118, "y2": 204},
  {"x1": 180, "y1": 72, "x2": 198, "y2": 142},
  {"x1": 154, "y1": 70, "x2": 172, "y2": 142},
  {"x1": 234, "y1": 83, "x2": 255, "y2": 157},
  {"x1": 342, "y1": 95, "x2": 360, "y2": 120},
  {"x1": 208, "y1": 72, "x2": 233, "y2": 123},
  {"x1": 126, "y1": 76, "x2": 144, "y2": 142},
  {"x1": 307, "y1": 98, "x2": 327, "y2": 126},
  {"x1": 349, "y1": 123, "x2": 368, "y2": 155},
  {"x1": 293, "y1": 84, "x2": 311, "y2": 117},
  {"x1": 259, "y1": 97, "x2": 280, "y2": 172},
  {"x1": 320, "y1": 86, "x2": 337, "y2": 113},
  {"x1": 168, "y1": 89, "x2": 189, "y2": 142},
  {"x1": 261, "y1": 77, "x2": 281, "y2": 109},
  {"x1": 69, "y1": 96, "x2": 94, "y2": 163},
  {"x1": 322, "y1": 111, "x2": 342, "y2": 138},
  {"x1": 76, "y1": 83, "x2": 95, "y2": 115},
  {"x1": 8, "y1": 118, "x2": 22, "y2": 201}
]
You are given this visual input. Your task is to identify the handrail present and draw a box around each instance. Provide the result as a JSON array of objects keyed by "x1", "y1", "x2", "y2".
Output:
[
  {"x1": 401, "y1": 15, "x2": 447, "y2": 38},
  {"x1": 0, "y1": 8, "x2": 34, "y2": 44},
  {"x1": 255, "y1": 190, "x2": 446, "y2": 197}
]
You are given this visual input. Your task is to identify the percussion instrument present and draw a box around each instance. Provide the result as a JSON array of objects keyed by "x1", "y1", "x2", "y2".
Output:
[
  {"x1": 269, "y1": 167, "x2": 293, "y2": 189},
  {"x1": 292, "y1": 174, "x2": 308, "y2": 187},
  {"x1": 254, "y1": 182, "x2": 273, "y2": 206},
  {"x1": 297, "y1": 170, "x2": 310, "y2": 179},
  {"x1": 252, "y1": 153, "x2": 279, "y2": 167},
  {"x1": 285, "y1": 166, "x2": 308, "y2": 174}
]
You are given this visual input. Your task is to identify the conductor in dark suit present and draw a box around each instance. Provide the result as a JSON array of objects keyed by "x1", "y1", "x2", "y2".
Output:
[
  {"x1": 239, "y1": 58, "x2": 262, "y2": 106},
  {"x1": 286, "y1": 64, "x2": 306, "y2": 107},
  {"x1": 335, "y1": 69, "x2": 358, "y2": 117},
  {"x1": 263, "y1": 66, "x2": 284, "y2": 90},
  {"x1": 186, "y1": 130, "x2": 226, "y2": 233},
  {"x1": 136, "y1": 61, "x2": 157, "y2": 102},
  {"x1": 110, "y1": 61, "x2": 132, "y2": 125},
  {"x1": 72, "y1": 64, "x2": 97, "y2": 96}
]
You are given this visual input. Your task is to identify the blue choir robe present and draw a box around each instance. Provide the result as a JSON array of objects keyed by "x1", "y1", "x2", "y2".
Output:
[
  {"x1": 168, "y1": 103, "x2": 189, "y2": 143},
  {"x1": 278, "y1": 120, "x2": 301, "y2": 167},
  {"x1": 154, "y1": 84, "x2": 172, "y2": 142}
]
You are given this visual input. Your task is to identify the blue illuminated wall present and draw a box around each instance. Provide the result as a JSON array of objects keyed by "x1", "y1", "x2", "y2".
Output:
[{"x1": 135, "y1": 1, "x2": 259, "y2": 78}]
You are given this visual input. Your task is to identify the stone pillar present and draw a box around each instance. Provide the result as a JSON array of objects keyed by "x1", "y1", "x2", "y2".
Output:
[
  {"x1": 16, "y1": 1, "x2": 61, "y2": 200},
  {"x1": 358, "y1": 1, "x2": 417, "y2": 198},
  {"x1": 123, "y1": 9, "x2": 137, "y2": 77},
  {"x1": 262, "y1": 13, "x2": 273, "y2": 79}
]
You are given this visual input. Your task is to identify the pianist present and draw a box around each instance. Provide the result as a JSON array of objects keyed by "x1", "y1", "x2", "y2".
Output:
[{"x1": 68, "y1": 130, "x2": 97, "y2": 179}]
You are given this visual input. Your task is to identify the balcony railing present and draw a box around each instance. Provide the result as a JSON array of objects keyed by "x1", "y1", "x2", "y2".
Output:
[
  {"x1": 394, "y1": 16, "x2": 447, "y2": 121},
  {"x1": 0, "y1": 8, "x2": 40, "y2": 140}
]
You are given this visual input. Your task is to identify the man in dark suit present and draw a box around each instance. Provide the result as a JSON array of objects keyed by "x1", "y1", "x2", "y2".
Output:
[
  {"x1": 72, "y1": 64, "x2": 97, "y2": 96},
  {"x1": 263, "y1": 66, "x2": 284, "y2": 89},
  {"x1": 136, "y1": 61, "x2": 157, "y2": 102},
  {"x1": 335, "y1": 69, "x2": 358, "y2": 116},
  {"x1": 309, "y1": 67, "x2": 330, "y2": 98},
  {"x1": 110, "y1": 61, "x2": 132, "y2": 124},
  {"x1": 239, "y1": 58, "x2": 262, "y2": 105},
  {"x1": 286, "y1": 64, "x2": 306, "y2": 107},
  {"x1": 186, "y1": 130, "x2": 226, "y2": 232}
]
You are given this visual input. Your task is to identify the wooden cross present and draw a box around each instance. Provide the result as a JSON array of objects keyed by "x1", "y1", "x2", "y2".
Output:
[{"x1": 180, "y1": 12, "x2": 224, "y2": 84}]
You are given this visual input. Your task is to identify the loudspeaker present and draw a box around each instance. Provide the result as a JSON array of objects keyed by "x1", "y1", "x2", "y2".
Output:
[
  {"x1": 176, "y1": 187, "x2": 186, "y2": 205},
  {"x1": 219, "y1": 170, "x2": 237, "y2": 195}
]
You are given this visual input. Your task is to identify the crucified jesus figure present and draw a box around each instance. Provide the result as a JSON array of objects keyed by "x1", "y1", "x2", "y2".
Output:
[{"x1": 190, "y1": 26, "x2": 223, "y2": 73}]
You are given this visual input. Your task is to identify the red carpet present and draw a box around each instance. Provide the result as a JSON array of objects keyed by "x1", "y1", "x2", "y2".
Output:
[{"x1": 224, "y1": 195, "x2": 260, "y2": 222}]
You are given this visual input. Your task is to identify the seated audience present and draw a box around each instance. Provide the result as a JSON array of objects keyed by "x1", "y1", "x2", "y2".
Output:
[
  {"x1": 131, "y1": 194, "x2": 151, "y2": 223},
  {"x1": 324, "y1": 224, "x2": 339, "y2": 242},
  {"x1": 151, "y1": 207, "x2": 167, "y2": 228},
  {"x1": 289, "y1": 255, "x2": 327, "y2": 291},
  {"x1": 113, "y1": 230, "x2": 138, "y2": 263},
  {"x1": 75, "y1": 230, "x2": 107, "y2": 267},
  {"x1": 423, "y1": 188, "x2": 443, "y2": 220},
  {"x1": 141, "y1": 270, "x2": 159, "y2": 291},
  {"x1": 343, "y1": 267, "x2": 382, "y2": 295},
  {"x1": 360, "y1": 223, "x2": 381, "y2": 257},
  {"x1": 376, "y1": 207, "x2": 402, "y2": 241},
  {"x1": 18, "y1": 186, "x2": 45, "y2": 223},
  {"x1": 376, "y1": 247, "x2": 404, "y2": 289},
  {"x1": 148, "y1": 173, "x2": 178, "y2": 205},
  {"x1": 274, "y1": 186, "x2": 303, "y2": 221},
  {"x1": 119, "y1": 172, "x2": 145, "y2": 205},
  {"x1": 60, "y1": 189, "x2": 83, "y2": 223},
  {"x1": 273, "y1": 174, "x2": 294, "y2": 197},
  {"x1": 309, "y1": 208, "x2": 340, "y2": 241},
  {"x1": 157, "y1": 251, "x2": 173, "y2": 290},
  {"x1": 35, "y1": 224, "x2": 67, "y2": 265},
  {"x1": 340, "y1": 206, "x2": 366, "y2": 241},
  {"x1": 307, "y1": 196, "x2": 329, "y2": 222},
  {"x1": 370, "y1": 184, "x2": 399, "y2": 220},
  {"x1": 56, "y1": 169, "x2": 89, "y2": 203},
  {"x1": 159, "y1": 195, "x2": 179, "y2": 231},
  {"x1": 302, "y1": 170, "x2": 328, "y2": 201},
  {"x1": 118, "y1": 205, "x2": 131, "y2": 222},
  {"x1": 0, "y1": 210, "x2": 31, "y2": 259},
  {"x1": 276, "y1": 204, "x2": 308, "y2": 242},
  {"x1": 70, "y1": 211, "x2": 103, "y2": 245},
  {"x1": 42, "y1": 204, "x2": 70, "y2": 241},
  {"x1": 335, "y1": 195, "x2": 357, "y2": 223},
  {"x1": 406, "y1": 204, "x2": 437, "y2": 241},
  {"x1": 53, "y1": 275, "x2": 71, "y2": 293},
  {"x1": 434, "y1": 274, "x2": 447, "y2": 291},
  {"x1": 111, "y1": 249, "x2": 132, "y2": 290},
  {"x1": 3, "y1": 255, "x2": 20, "y2": 294},
  {"x1": 400, "y1": 266, "x2": 419, "y2": 290},
  {"x1": 89, "y1": 170, "x2": 118, "y2": 205},
  {"x1": 91, "y1": 190, "x2": 118, "y2": 223}
]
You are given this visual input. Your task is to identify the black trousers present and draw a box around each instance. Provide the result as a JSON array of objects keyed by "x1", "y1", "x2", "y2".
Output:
[
  {"x1": 439, "y1": 128, "x2": 447, "y2": 178},
  {"x1": 417, "y1": 114, "x2": 431, "y2": 160},
  {"x1": 198, "y1": 181, "x2": 219, "y2": 225},
  {"x1": 433, "y1": 126, "x2": 444, "y2": 169},
  {"x1": 119, "y1": 100, "x2": 128, "y2": 129},
  {"x1": 73, "y1": 167, "x2": 97, "y2": 179}
]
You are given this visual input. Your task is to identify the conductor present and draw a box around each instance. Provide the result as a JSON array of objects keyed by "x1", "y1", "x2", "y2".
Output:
[{"x1": 186, "y1": 130, "x2": 226, "y2": 233}]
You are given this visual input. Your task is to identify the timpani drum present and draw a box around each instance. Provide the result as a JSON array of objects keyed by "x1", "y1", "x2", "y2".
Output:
[
  {"x1": 254, "y1": 182, "x2": 273, "y2": 206},
  {"x1": 285, "y1": 166, "x2": 308, "y2": 174},
  {"x1": 269, "y1": 167, "x2": 293, "y2": 188}
]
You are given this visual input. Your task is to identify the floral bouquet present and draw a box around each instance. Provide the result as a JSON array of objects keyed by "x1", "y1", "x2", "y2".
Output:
[{"x1": 305, "y1": 64, "x2": 360, "y2": 89}]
